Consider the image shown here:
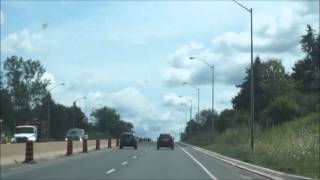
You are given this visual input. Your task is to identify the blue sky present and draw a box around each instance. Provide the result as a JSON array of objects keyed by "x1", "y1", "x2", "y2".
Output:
[{"x1": 1, "y1": 0, "x2": 319, "y2": 139}]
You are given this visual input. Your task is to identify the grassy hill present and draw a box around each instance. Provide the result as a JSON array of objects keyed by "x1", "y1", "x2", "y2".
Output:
[{"x1": 185, "y1": 113, "x2": 320, "y2": 179}]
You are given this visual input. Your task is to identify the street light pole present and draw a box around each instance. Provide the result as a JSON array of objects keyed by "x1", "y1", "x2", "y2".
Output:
[
  {"x1": 179, "y1": 96, "x2": 192, "y2": 121},
  {"x1": 47, "y1": 83, "x2": 65, "y2": 138},
  {"x1": 182, "y1": 82, "x2": 200, "y2": 122},
  {"x1": 250, "y1": 8, "x2": 254, "y2": 156},
  {"x1": 232, "y1": 0, "x2": 254, "y2": 156},
  {"x1": 189, "y1": 57, "x2": 214, "y2": 131},
  {"x1": 179, "y1": 103, "x2": 189, "y2": 125}
]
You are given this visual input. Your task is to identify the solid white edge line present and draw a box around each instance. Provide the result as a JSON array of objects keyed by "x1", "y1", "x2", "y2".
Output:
[
  {"x1": 180, "y1": 142, "x2": 284, "y2": 180},
  {"x1": 179, "y1": 146, "x2": 218, "y2": 180},
  {"x1": 121, "y1": 161, "x2": 128, "y2": 165},
  {"x1": 106, "y1": 168, "x2": 116, "y2": 174}
]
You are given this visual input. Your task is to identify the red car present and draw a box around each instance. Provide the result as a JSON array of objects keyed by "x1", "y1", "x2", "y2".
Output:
[{"x1": 157, "y1": 134, "x2": 174, "y2": 150}]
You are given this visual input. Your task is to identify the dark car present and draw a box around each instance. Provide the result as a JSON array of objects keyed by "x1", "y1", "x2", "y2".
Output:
[
  {"x1": 157, "y1": 134, "x2": 174, "y2": 150},
  {"x1": 120, "y1": 132, "x2": 137, "y2": 149},
  {"x1": 65, "y1": 128, "x2": 88, "y2": 141}
]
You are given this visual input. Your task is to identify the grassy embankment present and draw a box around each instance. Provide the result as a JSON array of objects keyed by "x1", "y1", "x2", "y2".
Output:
[{"x1": 186, "y1": 113, "x2": 320, "y2": 179}]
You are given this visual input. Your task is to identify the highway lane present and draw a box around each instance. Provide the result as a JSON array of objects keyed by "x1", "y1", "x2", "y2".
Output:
[{"x1": 1, "y1": 142, "x2": 269, "y2": 180}]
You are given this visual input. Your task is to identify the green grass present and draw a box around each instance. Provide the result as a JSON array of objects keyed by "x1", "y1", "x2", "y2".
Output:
[{"x1": 186, "y1": 113, "x2": 320, "y2": 179}]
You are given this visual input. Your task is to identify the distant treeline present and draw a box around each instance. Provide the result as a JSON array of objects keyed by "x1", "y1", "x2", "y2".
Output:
[
  {"x1": 184, "y1": 25, "x2": 319, "y2": 138},
  {"x1": 0, "y1": 57, "x2": 133, "y2": 140}
]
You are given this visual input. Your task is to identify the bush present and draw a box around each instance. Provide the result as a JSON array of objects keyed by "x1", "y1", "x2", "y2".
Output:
[{"x1": 267, "y1": 96, "x2": 299, "y2": 125}]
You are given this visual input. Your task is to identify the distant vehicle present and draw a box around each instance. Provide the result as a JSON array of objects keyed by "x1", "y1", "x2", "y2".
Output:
[
  {"x1": 120, "y1": 132, "x2": 137, "y2": 149},
  {"x1": 11, "y1": 125, "x2": 38, "y2": 143},
  {"x1": 65, "y1": 128, "x2": 88, "y2": 141},
  {"x1": 157, "y1": 134, "x2": 174, "y2": 150}
]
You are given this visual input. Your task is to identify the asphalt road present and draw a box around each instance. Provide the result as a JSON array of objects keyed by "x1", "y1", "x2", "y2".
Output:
[{"x1": 1, "y1": 142, "x2": 269, "y2": 180}]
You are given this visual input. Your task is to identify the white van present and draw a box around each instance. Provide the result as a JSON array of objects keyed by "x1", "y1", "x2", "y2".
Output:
[{"x1": 11, "y1": 125, "x2": 38, "y2": 143}]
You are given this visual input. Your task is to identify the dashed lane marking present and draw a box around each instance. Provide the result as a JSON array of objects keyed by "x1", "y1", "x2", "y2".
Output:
[
  {"x1": 133, "y1": 156, "x2": 137, "y2": 159},
  {"x1": 121, "y1": 161, "x2": 128, "y2": 165},
  {"x1": 106, "y1": 168, "x2": 116, "y2": 174}
]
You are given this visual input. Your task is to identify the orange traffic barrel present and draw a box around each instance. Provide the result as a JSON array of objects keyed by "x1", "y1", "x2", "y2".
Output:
[
  {"x1": 83, "y1": 138, "x2": 88, "y2": 153},
  {"x1": 96, "y1": 139, "x2": 100, "y2": 150},
  {"x1": 24, "y1": 141, "x2": 36, "y2": 164},
  {"x1": 66, "y1": 139, "x2": 73, "y2": 155}
]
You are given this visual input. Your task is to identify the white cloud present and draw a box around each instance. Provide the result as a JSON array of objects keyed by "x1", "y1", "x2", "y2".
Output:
[
  {"x1": 41, "y1": 72, "x2": 56, "y2": 84},
  {"x1": 163, "y1": 67, "x2": 191, "y2": 87},
  {"x1": 57, "y1": 87, "x2": 184, "y2": 139},
  {"x1": 162, "y1": 93, "x2": 194, "y2": 110},
  {"x1": 162, "y1": 1, "x2": 318, "y2": 114},
  {"x1": 1, "y1": 29, "x2": 44, "y2": 53}
]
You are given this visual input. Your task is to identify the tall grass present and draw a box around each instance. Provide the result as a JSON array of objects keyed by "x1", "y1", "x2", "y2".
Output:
[{"x1": 186, "y1": 113, "x2": 320, "y2": 179}]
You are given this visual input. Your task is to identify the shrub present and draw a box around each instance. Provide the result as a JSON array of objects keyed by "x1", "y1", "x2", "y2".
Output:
[{"x1": 267, "y1": 96, "x2": 299, "y2": 125}]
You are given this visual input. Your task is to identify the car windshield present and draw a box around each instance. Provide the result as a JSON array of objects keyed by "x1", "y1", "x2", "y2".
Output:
[
  {"x1": 1, "y1": 1, "x2": 319, "y2": 180},
  {"x1": 121, "y1": 134, "x2": 132, "y2": 138},
  {"x1": 15, "y1": 127, "x2": 34, "y2": 134},
  {"x1": 159, "y1": 134, "x2": 171, "y2": 139}
]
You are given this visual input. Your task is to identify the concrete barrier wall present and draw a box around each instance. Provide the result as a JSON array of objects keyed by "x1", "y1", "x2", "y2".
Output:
[{"x1": 0, "y1": 139, "x2": 117, "y2": 166}]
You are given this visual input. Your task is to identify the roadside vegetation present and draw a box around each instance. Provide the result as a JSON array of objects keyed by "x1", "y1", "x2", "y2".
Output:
[
  {"x1": 1, "y1": 58, "x2": 133, "y2": 141},
  {"x1": 186, "y1": 113, "x2": 319, "y2": 178},
  {"x1": 183, "y1": 25, "x2": 320, "y2": 178}
]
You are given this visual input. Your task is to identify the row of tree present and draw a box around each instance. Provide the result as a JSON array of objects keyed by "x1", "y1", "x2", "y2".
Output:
[
  {"x1": 184, "y1": 25, "x2": 319, "y2": 138},
  {"x1": 0, "y1": 56, "x2": 133, "y2": 140}
]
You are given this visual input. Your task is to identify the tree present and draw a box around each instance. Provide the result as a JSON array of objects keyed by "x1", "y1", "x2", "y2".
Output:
[
  {"x1": 215, "y1": 109, "x2": 235, "y2": 133},
  {"x1": 91, "y1": 106, "x2": 133, "y2": 137},
  {"x1": 3, "y1": 56, "x2": 50, "y2": 130},
  {"x1": 4, "y1": 56, "x2": 50, "y2": 110},
  {"x1": 232, "y1": 57, "x2": 293, "y2": 117},
  {"x1": 185, "y1": 119, "x2": 200, "y2": 137},
  {"x1": 0, "y1": 89, "x2": 15, "y2": 133},
  {"x1": 232, "y1": 56, "x2": 263, "y2": 111},
  {"x1": 196, "y1": 109, "x2": 218, "y2": 130},
  {"x1": 292, "y1": 25, "x2": 320, "y2": 92},
  {"x1": 267, "y1": 96, "x2": 299, "y2": 125}
]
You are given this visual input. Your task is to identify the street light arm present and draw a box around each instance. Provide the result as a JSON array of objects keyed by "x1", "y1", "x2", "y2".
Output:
[
  {"x1": 190, "y1": 57, "x2": 214, "y2": 69},
  {"x1": 232, "y1": 0, "x2": 251, "y2": 12},
  {"x1": 188, "y1": 82, "x2": 200, "y2": 91},
  {"x1": 48, "y1": 83, "x2": 65, "y2": 92}
]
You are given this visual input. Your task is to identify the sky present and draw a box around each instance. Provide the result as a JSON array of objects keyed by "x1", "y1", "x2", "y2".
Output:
[{"x1": 1, "y1": 0, "x2": 319, "y2": 139}]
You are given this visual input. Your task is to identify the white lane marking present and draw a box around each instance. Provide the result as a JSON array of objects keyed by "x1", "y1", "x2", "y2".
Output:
[
  {"x1": 132, "y1": 155, "x2": 137, "y2": 159},
  {"x1": 106, "y1": 168, "x2": 116, "y2": 174},
  {"x1": 140, "y1": 151, "x2": 143, "y2": 155},
  {"x1": 180, "y1": 147, "x2": 218, "y2": 180},
  {"x1": 121, "y1": 161, "x2": 128, "y2": 165},
  {"x1": 184, "y1": 143, "x2": 284, "y2": 180}
]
